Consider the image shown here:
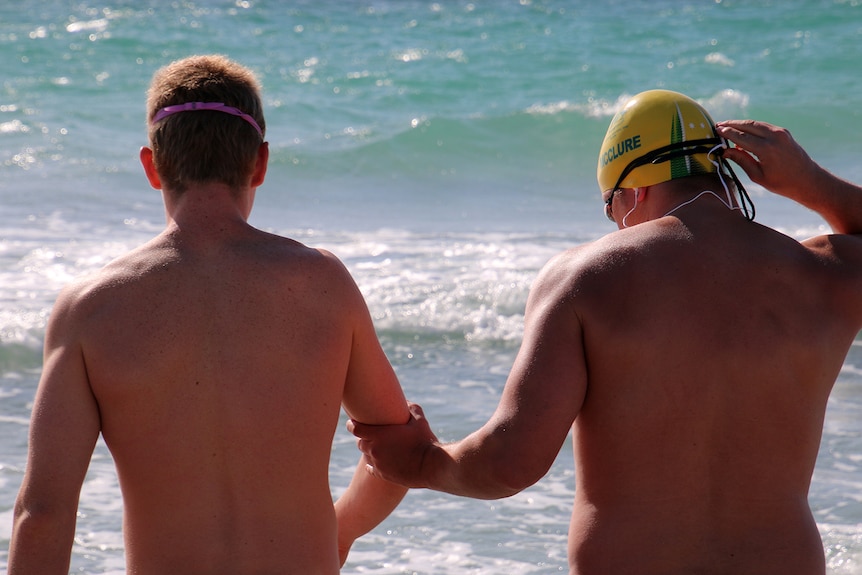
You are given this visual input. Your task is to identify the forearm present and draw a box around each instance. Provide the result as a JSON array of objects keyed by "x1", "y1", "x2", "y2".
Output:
[
  {"x1": 351, "y1": 402, "x2": 559, "y2": 500},
  {"x1": 424, "y1": 428, "x2": 538, "y2": 500},
  {"x1": 9, "y1": 505, "x2": 76, "y2": 574},
  {"x1": 335, "y1": 454, "x2": 407, "y2": 552},
  {"x1": 716, "y1": 120, "x2": 862, "y2": 235},
  {"x1": 797, "y1": 168, "x2": 862, "y2": 235}
]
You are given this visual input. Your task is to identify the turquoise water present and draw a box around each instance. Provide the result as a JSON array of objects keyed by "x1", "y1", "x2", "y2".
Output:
[{"x1": 2, "y1": 1, "x2": 862, "y2": 572}]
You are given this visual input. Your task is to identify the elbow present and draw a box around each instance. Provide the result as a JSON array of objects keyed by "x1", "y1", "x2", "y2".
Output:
[
  {"x1": 479, "y1": 452, "x2": 551, "y2": 499},
  {"x1": 443, "y1": 427, "x2": 556, "y2": 500},
  {"x1": 471, "y1": 429, "x2": 561, "y2": 498},
  {"x1": 496, "y1": 468, "x2": 548, "y2": 498},
  {"x1": 12, "y1": 495, "x2": 76, "y2": 540}
]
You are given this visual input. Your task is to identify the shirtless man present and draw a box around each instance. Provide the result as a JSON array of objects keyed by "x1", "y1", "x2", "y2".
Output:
[
  {"x1": 349, "y1": 90, "x2": 862, "y2": 574},
  {"x1": 10, "y1": 55, "x2": 410, "y2": 574}
]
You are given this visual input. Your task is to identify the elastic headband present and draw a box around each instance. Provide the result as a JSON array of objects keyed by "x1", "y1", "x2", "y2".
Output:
[{"x1": 151, "y1": 102, "x2": 263, "y2": 139}]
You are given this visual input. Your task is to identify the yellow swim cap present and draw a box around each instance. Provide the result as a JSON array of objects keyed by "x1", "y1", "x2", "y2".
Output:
[{"x1": 597, "y1": 90, "x2": 721, "y2": 194}]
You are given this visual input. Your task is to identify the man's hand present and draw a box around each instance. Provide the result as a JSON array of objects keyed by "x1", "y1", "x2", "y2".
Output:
[
  {"x1": 716, "y1": 120, "x2": 819, "y2": 201},
  {"x1": 347, "y1": 402, "x2": 439, "y2": 488},
  {"x1": 718, "y1": 119, "x2": 862, "y2": 235}
]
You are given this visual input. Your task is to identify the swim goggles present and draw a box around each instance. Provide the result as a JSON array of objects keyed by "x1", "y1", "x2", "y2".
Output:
[{"x1": 151, "y1": 101, "x2": 264, "y2": 139}]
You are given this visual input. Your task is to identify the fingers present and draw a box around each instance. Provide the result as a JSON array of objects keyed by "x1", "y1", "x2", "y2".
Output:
[
  {"x1": 345, "y1": 418, "x2": 359, "y2": 435},
  {"x1": 363, "y1": 462, "x2": 391, "y2": 483},
  {"x1": 720, "y1": 147, "x2": 764, "y2": 183},
  {"x1": 716, "y1": 120, "x2": 795, "y2": 147},
  {"x1": 347, "y1": 402, "x2": 425, "y2": 437},
  {"x1": 716, "y1": 120, "x2": 795, "y2": 187},
  {"x1": 407, "y1": 402, "x2": 425, "y2": 420},
  {"x1": 717, "y1": 121, "x2": 798, "y2": 157},
  {"x1": 344, "y1": 403, "x2": 437, "y2": 488},
  {"x1": 345, "y1": 419, "x2": 374, "y2": 459},
  {"x1": 716, "y1": 119, "x2": 776, "y2": 140},
  {"x1": 346, "y1": 412, "x2": 405, "y2": 460},
  {"x1": 345, "y1": 419, "x2": 371, "y2": 450},
  {"x1": 362, "y1": 461, "x2": 401, "y2": 486},
  {"x1": 363, "y1": 462, "x2": 378, "y2": 479},
  {"x1": 717, "y1": 119, "x2": 824, "y2": 201}
]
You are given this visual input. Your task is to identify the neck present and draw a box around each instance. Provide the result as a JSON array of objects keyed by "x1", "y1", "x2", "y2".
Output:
[
  {"x1": 163, "y1": 182, "x2": 255, "y2": 230},
  {"x1": 652, "y1": 173, "x2": 739, "y2": 219},
  {"x1": 661, "y1": 189, "x2": 738, "y2": 219}
]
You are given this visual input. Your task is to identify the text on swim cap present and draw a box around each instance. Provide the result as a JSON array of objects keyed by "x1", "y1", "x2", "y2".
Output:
[{"x1": 600, "y1": 135, "x2": 641, "y2": 167}]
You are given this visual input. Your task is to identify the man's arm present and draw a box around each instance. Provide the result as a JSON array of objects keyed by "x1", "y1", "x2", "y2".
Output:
[
  {"x1": 717, "y1": 120, "x2": 862, "y2": 235},
  {"x1": 331, "y1": 258, "x2": 411, "y2": 566},
  {"x1": 9, "y1": 288, "x2": 101, "y2": 575},
  {"x1": 334, "y1": 451, "x2": 407, "y2": 565},
  {"x1": 350, "y1": 251, "x2": 588, "y2": 499}
]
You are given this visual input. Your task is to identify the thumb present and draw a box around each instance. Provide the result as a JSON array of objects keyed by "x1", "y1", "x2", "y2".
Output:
[
  {"x1": 407, "y1": 402, "x2": 426, "y2": 420},
  {"x1": 346, "y1": 418, "x2": 372, "y2": 438},
  {"x1": 345, "y1": 418, "x2": 358, "y2": 434},
  {"x1": 363, "y1": 460, "x2": 393, "y2": 483}
]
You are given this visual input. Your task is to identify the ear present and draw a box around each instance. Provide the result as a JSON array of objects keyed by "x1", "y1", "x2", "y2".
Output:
[
  {"x1": 139, "y1": 147, "x2": 162, "y2": 190},
  {"x1": 635, "y1": 186, "x2": 650, "y2": 202},
  {"x1": 250, "y1": 142, "x2": 269, "y2": 188}
]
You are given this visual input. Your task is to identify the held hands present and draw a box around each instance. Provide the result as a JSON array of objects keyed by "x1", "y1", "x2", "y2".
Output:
[
  {"x1": 347, "y1": 402, "x2": 438, "y2": 488},
  {"x1": 715, "y1": 120, "x2": 821, "y2": 202}
]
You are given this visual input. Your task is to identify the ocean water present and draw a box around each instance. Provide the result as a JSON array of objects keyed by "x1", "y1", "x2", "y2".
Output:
[{"x1": 1, "y1": 0, "x2": 862, "y2": 572}]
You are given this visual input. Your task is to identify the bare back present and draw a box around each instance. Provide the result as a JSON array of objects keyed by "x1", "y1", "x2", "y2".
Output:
[
  {"x1": 10, "y1": 55, "x2": 410, "y2": 575},
  {"x1": 345, "y1": 119, "x2": 862, "y2": 575},
  {"x1": 566, "y1": 207, "x2": 862, "y2": 574},
  {"x1": 68, "y1": 224, "x2": 389, "y2": 573}
]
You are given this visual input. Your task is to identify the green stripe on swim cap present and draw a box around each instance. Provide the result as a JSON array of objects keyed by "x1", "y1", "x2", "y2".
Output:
[
  {"x1": 669, "y1": 106, "x2": 687, "y2": 179},
  {"x1": 669, "y1": 102, "x2": 712, "y2": 180}
]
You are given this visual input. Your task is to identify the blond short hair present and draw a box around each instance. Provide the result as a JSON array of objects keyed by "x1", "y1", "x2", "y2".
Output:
[{"x1": 146, "y1": 55, "x2": 265, "y2": 194}]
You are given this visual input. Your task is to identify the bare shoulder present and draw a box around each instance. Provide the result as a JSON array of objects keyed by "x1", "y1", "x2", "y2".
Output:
[
  {"x1": 52, "y1": 236, "x2": 180, "y2": 315},
  {"x1": 251, "y1": 235, "x2": 371, "y2": 317},
  {"x1": 528, "y1": 246, "x2": 586, "y2": 306},
  {"x1": 533, "y1": 232, "x2": 645, "y2": 298},
  {"x1": 294, "y1": 243, "x2": 354, "y2": 277},
  {"x1": 252, "y1": 229, "x2": 351, "y2": 273},
  {"x1": 42, "y1": 266, "x2": 117, "y2": 348},
  {"x1": 535, "y1": 238, "x2": 622, "y2": 286},
  {"x1": 279, "y1": 242, "x2": 364, "y2": 299},
  {"x1": 801, "y1": 232, "x2": 862, "y2": 320},
  {"x1": 802, "y1": 232, "x2": 862, "y2": 271}
]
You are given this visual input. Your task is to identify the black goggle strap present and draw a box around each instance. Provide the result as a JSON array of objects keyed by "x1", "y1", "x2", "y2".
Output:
[
  {"x1": 722, "y1": 157, "x2": 756, "y2": 221},
  {"x1": 611, "y1": 137, "x2": 755, "y2": 222}
]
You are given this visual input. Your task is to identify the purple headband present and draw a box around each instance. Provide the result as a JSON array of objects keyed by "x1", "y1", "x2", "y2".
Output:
[{"x1": 151, "y1": 102, "x2": 263, "y2": 138}]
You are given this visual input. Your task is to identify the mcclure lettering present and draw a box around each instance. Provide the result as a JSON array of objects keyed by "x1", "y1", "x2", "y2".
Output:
[{"x1": 601, "y1": 135, "x2": 642, "y2": 167}]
